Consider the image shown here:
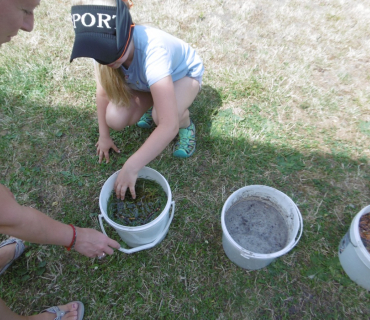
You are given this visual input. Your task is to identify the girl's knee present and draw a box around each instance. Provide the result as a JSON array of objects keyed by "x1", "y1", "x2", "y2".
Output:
[
  {"x1": 106, "y1": 117, "x2": 126, "y2": 131},
  {"x1": 106, "y1": 104, "x2": 128, "y2": 131}
]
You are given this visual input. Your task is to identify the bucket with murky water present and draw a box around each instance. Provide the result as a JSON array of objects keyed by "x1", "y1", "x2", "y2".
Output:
[{"x1": 221, "y1": 185, "x2": 303, "y2": 270}]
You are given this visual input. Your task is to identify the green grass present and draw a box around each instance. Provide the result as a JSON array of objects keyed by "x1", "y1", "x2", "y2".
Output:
[{"x1": 1, "y1": 0, "x2": 370, "y2": 319}]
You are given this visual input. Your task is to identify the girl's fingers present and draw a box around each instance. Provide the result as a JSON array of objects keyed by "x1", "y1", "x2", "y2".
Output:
[
  {"x1": 119, "y1": 187, "x2": 126, "y2": 200},
  {"x1": 120, "y1": 186, "x2": 127, "y2": 200},
  {"x1": 115, "y1": 183, "x2": 127, "y2": 200},
  {"x1": 129, "y1": 185, "x2": 136, "y2": 199},
  {"x1": 98, "y1": 151, "x2": 104, "y2": 164},
  {"x1": 104, "y1": 151, "x2": 110, "y2": 163},
  {"x1": 113, "y1": 145, "x2": 120, "y2": 153}
]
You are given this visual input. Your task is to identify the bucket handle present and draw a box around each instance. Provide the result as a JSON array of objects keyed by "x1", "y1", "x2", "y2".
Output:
[
  {"x1": 240, "y1": 250, "x2": 254, "y2": 259},
  {"x1": 240, "y1": 205, "x2": 304, "y2": 259},
  {"x1": 99, "y1": 201, "x2": 175, "y2": 254}
]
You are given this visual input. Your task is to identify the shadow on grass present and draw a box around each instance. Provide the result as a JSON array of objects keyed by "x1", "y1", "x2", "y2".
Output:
[{"x1": 0, "y1": 83, "x2": 369, "y2": 319}]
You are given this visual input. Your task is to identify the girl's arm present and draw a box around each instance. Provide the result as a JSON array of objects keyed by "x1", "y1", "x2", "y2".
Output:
[
  {"x1": 95, "y1": 74, "x2": 120, "y2": 163},
  {"x1": 114, "y1": 75, "x2": 179, "y2": 199}
]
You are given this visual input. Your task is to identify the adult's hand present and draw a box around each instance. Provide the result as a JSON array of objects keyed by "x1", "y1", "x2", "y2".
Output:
[
  {"x1": 0, "y1": 184, "x2": 15, "y2": 199},
  {"x1": 73, "y1": 227, "x2": 120, "y2": 258}
]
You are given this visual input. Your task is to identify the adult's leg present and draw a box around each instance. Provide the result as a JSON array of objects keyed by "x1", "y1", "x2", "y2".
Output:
[
  {"x1": 0, "y1": 299, "x2": 79, "y2": 320},
  {"x1": 105, "y1": 90, "x2": 153, "y2": 131}
]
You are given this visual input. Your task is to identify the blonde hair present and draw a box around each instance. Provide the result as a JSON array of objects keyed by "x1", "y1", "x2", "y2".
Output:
[
  {"x1": 72, "y1": 0, "x2": 133, "y2": 106},
  {"x1": 97, "y1": 64, "x2": 131, "y2": 106}
]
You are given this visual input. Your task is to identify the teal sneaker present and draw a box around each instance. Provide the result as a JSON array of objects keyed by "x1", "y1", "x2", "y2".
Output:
[
  {"x1": 137, "y1": 107, "x2": 154, "y2": 128},
  {"x1": 173, "y1": 120, "x2": 196, "y2": 158}
]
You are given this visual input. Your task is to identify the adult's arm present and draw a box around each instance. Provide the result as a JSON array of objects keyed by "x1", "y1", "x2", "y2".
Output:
[{"x1": 0, "y1": 184, "x2": 120, "y2": 257}]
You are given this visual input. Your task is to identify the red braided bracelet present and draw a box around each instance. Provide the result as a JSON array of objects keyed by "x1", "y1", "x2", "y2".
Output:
[{"x1": 65, "y1": 224, "x2": 77, "y2": 251}]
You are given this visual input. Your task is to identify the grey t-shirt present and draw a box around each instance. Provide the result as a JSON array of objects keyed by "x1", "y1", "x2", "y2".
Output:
[{"x1": 121, "y1": 25, "x2": 204, "y2": 92}]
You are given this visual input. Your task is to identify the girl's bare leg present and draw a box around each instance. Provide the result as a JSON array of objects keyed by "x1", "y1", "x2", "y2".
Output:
[
  {"x1": 105, "y1": 91, "x2": 153, "y2": 131},
  {"x1": 0, "y1": 299, "x2": 79, "y2": 320},
  {"x1": 152, "y1": 76, "x2": 200, "y2": 128},
  {"x1": 106, "y1": 77, "x2": 198, "y2": 131}
]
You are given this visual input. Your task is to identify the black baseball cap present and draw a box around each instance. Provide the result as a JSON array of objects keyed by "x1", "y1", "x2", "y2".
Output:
[{"x1": 70, "y1": 1, "x2": 134, "y2": 65}]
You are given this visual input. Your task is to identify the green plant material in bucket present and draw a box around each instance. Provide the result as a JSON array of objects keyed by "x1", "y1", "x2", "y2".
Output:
[{"x1": 107, "y1": 178, "x2": 167, "y2": 226}]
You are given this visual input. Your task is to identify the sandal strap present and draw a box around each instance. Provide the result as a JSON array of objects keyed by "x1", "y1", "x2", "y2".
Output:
[
  {"x1": 0, "y1": 238, "x2": 25, "y2": 275},
  {"x1": 43, "y1": 306, "x2": 66, "y2": 320},
  {"x1": 137, "y1": 106, "x2": 154, "y2": 128},
  {"x1": 173, "y1": 120, "x2": 196, "y2": 158}
]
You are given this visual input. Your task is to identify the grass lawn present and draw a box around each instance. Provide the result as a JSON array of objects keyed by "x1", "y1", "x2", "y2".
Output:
[{"x1": 1, "y1": 0, "x2": 370, "y2": 319}]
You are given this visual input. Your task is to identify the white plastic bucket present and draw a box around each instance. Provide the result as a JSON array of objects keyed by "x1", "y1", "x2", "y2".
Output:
[
  {"x1": 338, "y1": 205, "x2": 370, "y2": 291},
  {"x1": 221, "y1": 185, "x2": 303, "y2": 270},
  {"x1": 99, "y1": 167, "x2": 175, "y2": 254}
]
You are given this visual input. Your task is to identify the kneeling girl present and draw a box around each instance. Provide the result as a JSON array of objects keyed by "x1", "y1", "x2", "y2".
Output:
[{"x1": 70, "y1": 0, "x2": 204, "y2": 199}]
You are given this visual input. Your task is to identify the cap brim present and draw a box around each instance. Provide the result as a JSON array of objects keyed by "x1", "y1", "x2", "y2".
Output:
[{"x1": 70, "y1": 32, "x2": 117, "y2": 65}]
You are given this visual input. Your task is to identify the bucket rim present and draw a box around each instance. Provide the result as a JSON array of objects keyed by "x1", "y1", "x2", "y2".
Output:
[
  {"x1": 349, "y1": 205, "x2": 370, "y2": 264},
  {"x1": 221, "y1": 185, "x2": 303, "y2": 259},
  {"x1": 99, "y1": 167, "x2": 172, "y2": 231}
]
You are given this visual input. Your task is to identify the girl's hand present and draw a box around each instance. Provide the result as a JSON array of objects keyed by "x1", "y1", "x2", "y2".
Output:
[
  {"x1": 95, "y1": 136, "x2": 120, "y2": 163},
  {"x1": 114, "y1": 163, "x2": 139, "y2": 200}
]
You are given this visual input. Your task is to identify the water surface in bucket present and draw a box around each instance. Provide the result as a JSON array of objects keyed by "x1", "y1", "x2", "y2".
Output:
[{"x1": 225, "y1": 197, "x2": 288, "y2": 254}]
